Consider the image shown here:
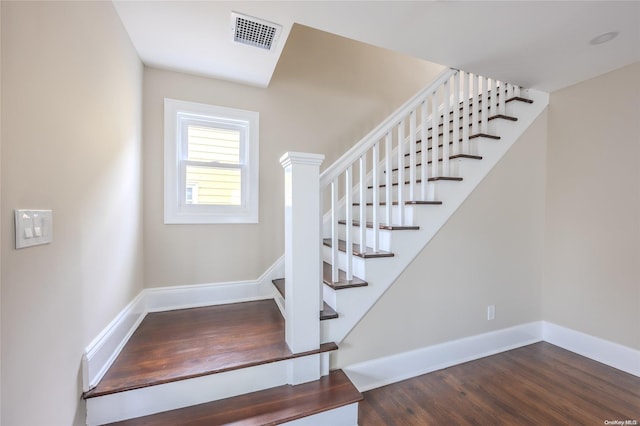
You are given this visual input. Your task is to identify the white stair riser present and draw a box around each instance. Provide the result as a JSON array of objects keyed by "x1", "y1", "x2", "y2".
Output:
[
  {"x1": 282, "y1": 403, "x2": 359, "y2": 426},
  {"x1": 336, "y1": 226, "x2": 393, "y2": 251},
  {"x1": 349, "y1": 204, "x2": 419, "y2": 225},
  {"x1": 348, "y1": 205, "x2": 418, "y2": 225},
  {"x1": 321, "y1": 245, "x2": 366, "y2": 279},
  {"x1": 86, "y1": 352, "x2": 331, "y2": 425},
  {"x1": 323, "y1": 285, "x2": 337, "y2": 314},
  {"x1": 384, "y1": 158, "x2": 479, "y2": 182},
  {"x1": 364, "y1": 178, "x2": 469, "y2": 208}
]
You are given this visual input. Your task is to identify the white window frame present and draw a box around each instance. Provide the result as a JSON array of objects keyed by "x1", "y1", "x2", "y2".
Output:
[{"x1": 164, "y1": 99, "x2": 259, "y2": 224}]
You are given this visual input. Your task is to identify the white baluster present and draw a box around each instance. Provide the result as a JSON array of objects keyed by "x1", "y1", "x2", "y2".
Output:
[
  {"x1": 481, "y1": 76, "x2": 489, "y2": 134},
  {"x1": 490, "y1": 78, "x2": 497, "y2": 118},
  {"x1": 359, "y1": 153, "x2": 366, "y2": 251},
  {"x1": 514, "y1": 85, "x2": 521, "y2": 98},
  {"x1": 385, "y1": 132, "x2": 392, "y2": 226},
  {"x1": 331, "y1": 178, "x2": 339, "y2": 283},
  {"x1": 506, "y1": 83, "x2": 514, "y2": 102},
  {"x1": 372, "y1": 142, "x2": 379, "y2": 252},
  {"x1": 452, "y1": 71, "x2": 460, "y2": 157},
  {"x1": 420, "y1": 100, "x2": 428, "y2": 200},
  {"x1": 462, "y1": 71, "x2": 470, "y2": 155},
  {"x1": 409, "y1": 110, "x2": 417, "y2": 201},
  {"x1": 471, "y1": 73, "x2": 479, "y2": 136},
  {"x1": 431, "y1": 92, "x2": 439, "y2": 178},
  {"x1": 442, "y1": 80, "x2": 450, "y2": 177},
  {"x1": 397, "y1": 121, "x2": 405, "y2": 225},
  {"x1": 345, "y1": 166, "x2": 353, "y2": 280},
  {"x1": 498, "y1": 81, "x2": 507, "y2": 115}
]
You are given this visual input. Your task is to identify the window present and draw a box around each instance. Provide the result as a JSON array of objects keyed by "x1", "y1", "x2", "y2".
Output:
[{"x1": 164, "y1": 99, "x2": 259, "y2": 224}]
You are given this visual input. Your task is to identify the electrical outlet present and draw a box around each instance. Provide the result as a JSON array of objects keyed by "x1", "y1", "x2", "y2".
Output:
[{"x1": 487, "y1": 305, "x2": 495, "y2": 320}]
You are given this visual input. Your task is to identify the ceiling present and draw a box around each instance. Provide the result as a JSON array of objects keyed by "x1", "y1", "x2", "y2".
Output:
[{"x1": 113, "y1": 1, "x2": 640, "y2": 92}]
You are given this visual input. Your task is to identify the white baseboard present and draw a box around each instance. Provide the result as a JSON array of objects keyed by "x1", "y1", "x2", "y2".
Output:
[
  {"x1": 344, "y1": 320, "x2": 640, "y2": 393},
  {"x1": 82, "y1": 292, "x2": 147, "y2": 392},
  {"x1": 145, "y1": 255, "x2": 283, "y2": 312},
  {"x1": 542, "y1": 321, "x2": 640, "y2": 377},
  {"x1": 344, "y1": 322, "x2": 543, "y2": 392},
  {"x1": 82, "y1": 256, "x2": 284, "y2": 392}
]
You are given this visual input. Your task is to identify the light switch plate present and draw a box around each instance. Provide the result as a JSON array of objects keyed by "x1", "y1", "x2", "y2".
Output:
[{"x1": 15, "y1": 209, "x2": 53, "y2": 249}]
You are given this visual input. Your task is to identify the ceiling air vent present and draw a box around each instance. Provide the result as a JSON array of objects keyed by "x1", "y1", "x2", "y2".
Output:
[{"x1": 231, "y1": 12, "x2": 282, "y2": 51}]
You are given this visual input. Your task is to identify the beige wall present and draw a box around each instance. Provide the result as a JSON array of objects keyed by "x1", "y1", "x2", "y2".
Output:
[
  {"x1": 0, "y1": 3, "x2": 3, "y2": 421},
  {"x1": 143, "y1": 24, "x2": 444, "y2": 287},
  {"x1": 336, "y1": 112, "x2": 548, "y2": 367},
  {"x1": 1, "y1": 2, "x2": 143, "y2": 425},
  {"x1": 543, "y1": 62, "x2": 640, "y2": 350}
]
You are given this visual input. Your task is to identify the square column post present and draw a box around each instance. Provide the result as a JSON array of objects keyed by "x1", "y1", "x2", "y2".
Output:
[{"x1": 280, "y1": 152, "x2": 324, "y2": 384}]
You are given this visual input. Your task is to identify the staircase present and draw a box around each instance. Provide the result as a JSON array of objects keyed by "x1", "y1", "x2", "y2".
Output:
[
  {"x1": 314, "y1": 69, "x2": 547, "y2": 346},
  {"x1": 82, "y1": 68, "x2": 548, "y2": 425}
]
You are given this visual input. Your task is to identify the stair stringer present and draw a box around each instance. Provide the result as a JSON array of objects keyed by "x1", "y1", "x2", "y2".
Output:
[{"x1": 320, "y1": 89, "x2": 549, "y2": 345}]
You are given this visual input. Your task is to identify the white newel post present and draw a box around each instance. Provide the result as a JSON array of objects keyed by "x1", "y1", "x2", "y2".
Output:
[{"x1": 280, "y1": 152, "x2": 324, "y2": 385}]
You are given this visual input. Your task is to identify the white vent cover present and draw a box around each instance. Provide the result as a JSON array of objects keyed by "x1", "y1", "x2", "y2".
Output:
[{"x1": 231, "y1": 12, "x2": 282, "y2": 51}]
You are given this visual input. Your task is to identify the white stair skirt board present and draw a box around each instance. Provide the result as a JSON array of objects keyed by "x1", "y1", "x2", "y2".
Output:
[
  {"x1": 344, "y1": 322, "x2": 543, "y2": 392},
  {"x1": 87, "y1": 352, "x2": 332, "y2": 426},
  {"x1": 321, "y1": 90, "x2": 549, "y2": 345},
  {"x1": 82, "y1": 256, "x2": 283, "y2": 392},
  {"x1": 281, "y1": 403, "x2": 359, "y2": 426},
  {"x1": 542, "y1": 321, "x2": 640, "y2": 377}
]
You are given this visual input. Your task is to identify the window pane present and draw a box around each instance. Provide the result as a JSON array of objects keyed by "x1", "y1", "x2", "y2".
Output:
[
  {"x1": 187, "y1": 125, "x2": 240, "y2": 164},
  {"x1": 186, "y1": 165, "x2": 241, "y2": 206}
]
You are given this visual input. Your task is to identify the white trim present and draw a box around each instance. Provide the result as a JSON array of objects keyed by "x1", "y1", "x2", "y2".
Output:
[
  {"x1": 281, "y1": 403, "x2": 359, "y2": 426},
  {"x1": 343, "y1": 321, "x2": 640, "y2": 393},
  {"x1": 82, "y1": 293, "x2": 147, "y2": 392},
  {"x1": 343, "y1": 322, "x2": 543, "y2": 392},
  {"x1": 82, "y1": 256, "x2": 283, "y2": 392},
  {"x1": 542, "y1": 321, "x2": 640, "y2": 377},
  {"x1": 145, "y1": 255, "x2": 282, "y2": 312},
  {"x1": 87, "y1": 357, "x2": 290, "y2": 425}
]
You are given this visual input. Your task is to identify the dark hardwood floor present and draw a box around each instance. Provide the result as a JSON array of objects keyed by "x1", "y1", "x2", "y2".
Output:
[
  {"x1": 83, "y1": 299, "x2": 336, "y2": 398},
  {"x1": 359, "y1": 342, "x2": 640, "y2": 425}
]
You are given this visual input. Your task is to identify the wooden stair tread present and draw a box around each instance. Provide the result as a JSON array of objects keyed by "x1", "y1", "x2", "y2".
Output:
[
  {"x1": 106, "y1": 369, "x2": 362, "y2": 426},
  {"x1": 507, "y1": 96, "x2": 534, "y2": 104},
  {"x1": 455, "y1": 94, "x2": 533, "y2": 108},
  {"x1": 323, "y1": 238, "x2": 394, "y2": 258},
  {"x1": 408, "y1": 133, "x2": 500, "y2": 157},
  {"x1": 353, "y1": 200, "x2": 443, "y2": 206},
  {"x1": 273, "y1": 263, "x2": 368, "y2": 292},
  {"x1": 338, "y1": 219, "x2": 419, "y2": 231},
  {"x1": 272, "y1": 278, "x2": 339, "y2": 320},
  {"x1": 83, "y1": 300, "x2": 337, "y2": 399},
  {"x1": 390, "y1": 154, "x2": 483, "y2": 172},
  {"x1": 322, "y1": 261, "x2": 368, "y2": 290},
  {"x1": 371, "y1": 176, "x2": 463, "y2": 188},
  {"x1": 418, "y1": 132, "x2": 501, "y2": 146},
  {"x1": 421, "y1": 114, "x2": 516, "y2": 140}
]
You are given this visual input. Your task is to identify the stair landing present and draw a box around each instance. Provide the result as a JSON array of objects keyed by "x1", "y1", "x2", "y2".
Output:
[{"x1": 83, "y1": 299, "x2": 335, "y2": 399}]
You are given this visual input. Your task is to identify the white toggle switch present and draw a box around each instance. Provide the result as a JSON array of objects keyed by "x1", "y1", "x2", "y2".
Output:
[{"x1": 15, "y1": 209, "x2": 53, "y2": 249}]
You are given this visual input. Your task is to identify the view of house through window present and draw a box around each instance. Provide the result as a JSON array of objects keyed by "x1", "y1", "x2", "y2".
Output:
[
  {"x1": 186, "y1": 125, "x2": 242, "y2": 206},
  {"x1": 164, "y1": 98, "x2": 259, "y2": 224}
]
